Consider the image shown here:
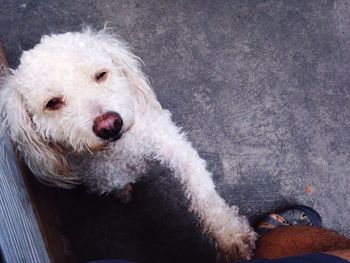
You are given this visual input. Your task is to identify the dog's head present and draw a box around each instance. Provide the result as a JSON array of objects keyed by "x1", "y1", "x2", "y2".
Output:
[{"x1": 0, "y1": 28, "x2": 161, "y2": 187}]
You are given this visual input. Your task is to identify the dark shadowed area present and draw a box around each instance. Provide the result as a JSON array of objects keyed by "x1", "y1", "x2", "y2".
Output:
[{"x1": 1, "y1": 1, "x2": 350, "y2": 262}]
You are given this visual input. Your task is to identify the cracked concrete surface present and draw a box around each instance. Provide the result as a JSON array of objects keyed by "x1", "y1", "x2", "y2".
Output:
[{"x1": 0, "y1": 1, "x2": 350, "y2": 262}]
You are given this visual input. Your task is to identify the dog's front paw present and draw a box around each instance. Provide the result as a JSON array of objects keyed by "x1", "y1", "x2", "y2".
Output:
[
  {"x1": 216, "y1": 227, "x2": 257, "y2": 262},
  {"x1": 206, "y1": 207, "x2": 257, "y2": 262}
]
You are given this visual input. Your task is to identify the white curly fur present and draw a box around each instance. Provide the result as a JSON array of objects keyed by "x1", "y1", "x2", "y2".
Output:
[{"x1": 0, "y1": 28, "x2": 257, "y2": 260}]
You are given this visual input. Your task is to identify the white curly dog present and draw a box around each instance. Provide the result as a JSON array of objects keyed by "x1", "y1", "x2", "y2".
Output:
[{"x1": 0, "y1": 28, "x2": 256, "y2": 260}]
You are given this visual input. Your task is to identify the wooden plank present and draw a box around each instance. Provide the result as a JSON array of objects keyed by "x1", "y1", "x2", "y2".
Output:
[
  {"x1": 0, "y1": 43, "x2": 51, "y2": 263},
  {"x1": 18, "y1": 164, "x2": 77, "y2": 263},
  {"x1": 0, "y1": 138, "x2": 51, "y2": 263}
]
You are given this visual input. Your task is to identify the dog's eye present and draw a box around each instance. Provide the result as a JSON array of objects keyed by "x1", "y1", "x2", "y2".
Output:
[
  {"x1": 95, "y1": 70, "x2": 108, "y2": 82},
  {"x1": 45, "y1": 97, "x2": 64, "y2": 110}
]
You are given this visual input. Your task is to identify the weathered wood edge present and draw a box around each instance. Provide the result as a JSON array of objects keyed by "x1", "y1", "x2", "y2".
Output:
[
  {"x1": 0, "y1": 133, "x2": 51, "y2": 263},
  {"x1": 0, "y1": 43, "x2": 51, "y2": 263}
]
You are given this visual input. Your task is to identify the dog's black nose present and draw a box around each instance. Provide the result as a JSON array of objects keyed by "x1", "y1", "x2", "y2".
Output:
[{"x1": 93, "y1": 112, "x2": 123, "y2": 141}]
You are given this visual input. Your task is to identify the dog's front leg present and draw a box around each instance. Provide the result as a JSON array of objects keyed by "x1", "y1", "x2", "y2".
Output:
[{"x1": 150, "y1": 116, "x2": 257, "y2": 261}]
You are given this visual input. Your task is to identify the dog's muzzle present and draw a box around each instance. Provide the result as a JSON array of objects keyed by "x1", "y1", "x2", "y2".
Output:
[{"x1": 93, "y1": 111, "x2": 123, "y2": 141}]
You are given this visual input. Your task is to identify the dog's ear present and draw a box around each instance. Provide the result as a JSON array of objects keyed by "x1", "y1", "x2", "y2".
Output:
[
  {"x1": 94, "y1": 29, "x2": 162, "y2": 112},
  {"x1": 0, "y1": 76, "x2": 78, "y2": 188}
]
